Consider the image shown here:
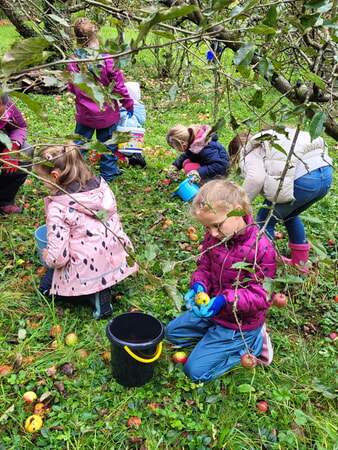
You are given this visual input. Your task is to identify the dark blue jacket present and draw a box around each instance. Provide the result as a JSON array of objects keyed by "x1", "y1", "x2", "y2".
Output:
[{"x1": 173, "y1": 133, "x2": 230, "y2": 179}]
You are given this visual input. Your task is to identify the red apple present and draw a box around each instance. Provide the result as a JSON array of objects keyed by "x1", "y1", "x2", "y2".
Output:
[
  {"x1": 240, "y1": 353, "x2": 258, "y2": 370},
  {"x1": 160, "y1": 179, "x2": 171, "y2": 185},
  {"x1": 327, "y1": 239, "x2": 335, "y2": 245},
  {"x1": 126, "y1": 416, "x2": 141, "y2": 427},
  {"x1": 334, "y1": 295, "x2": 338, "y2": 303},
  {"x1": 256, "y1": 401, "x2": 269, "y2": 412},
  {"x1": 23, "y1": 391, "x2": 37, "y2": 403},
  {"x1": 172, "y1": 351, "x2": 188, "y2": 365},
  {"x1": 65, "y1": 332, "x2": 79, "y2": 346},
  {"x1": 272, "y1": 293, "x2": 288, "y2": 308},
  {"x1": 328, "y1": 332, "x2": 337, "y2": 341},
  {"x1": 274, "y1": 232, "x2": 284, "y2": 240}
]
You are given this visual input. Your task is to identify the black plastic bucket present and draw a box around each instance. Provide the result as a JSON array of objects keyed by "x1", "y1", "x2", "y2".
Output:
[{"x1": 106, "y1": 312, "x2": 164, "y2": 387}]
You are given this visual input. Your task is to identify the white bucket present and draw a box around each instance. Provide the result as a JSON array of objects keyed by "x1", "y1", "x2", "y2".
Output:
[{"x1": 116, "y1": 126, "x2": 145, "y2": 155}]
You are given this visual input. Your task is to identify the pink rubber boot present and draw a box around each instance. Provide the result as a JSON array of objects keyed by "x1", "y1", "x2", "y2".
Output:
[{"x1": 289, "y1": 242, "x2": 311, "y2": 273}]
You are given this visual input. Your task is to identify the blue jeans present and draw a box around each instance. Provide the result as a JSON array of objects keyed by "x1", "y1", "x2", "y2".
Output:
[
  {"x1": 166, "y1": 311, "x2": 263, "y2": 383},
  {"x1": 256, "y1": 166, "x2": 333, "y2": 244},
  {"x1": 74, "y1": 122, "x2": 121, "y2": 182}
]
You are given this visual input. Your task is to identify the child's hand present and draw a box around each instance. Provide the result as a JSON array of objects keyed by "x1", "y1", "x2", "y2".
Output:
[
  {"x1": 42, "y1": 248, "x2": 48, "y2": 262},
  {"x1": 167, "y1": 165, "x2": 180, "y2": 182},
  {"x1": 186, "y1": 170, "x2": 201, "y2": 184},
  {"x1": 191, "y1": 295, "x2": 226, "y2": 318},
  {"x1": 184, "y1": 282, "x2": 205, "y2": 310}
]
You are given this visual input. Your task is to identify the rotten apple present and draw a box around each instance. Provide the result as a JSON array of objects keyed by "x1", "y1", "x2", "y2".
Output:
[{"x1": 240, "y1": 353, "x2": 258, "y2": 370}]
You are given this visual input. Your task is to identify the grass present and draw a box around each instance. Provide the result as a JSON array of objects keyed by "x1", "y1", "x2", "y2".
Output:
[{"x1": 0, "y1": 22, "x2": 338, "y2": 450}]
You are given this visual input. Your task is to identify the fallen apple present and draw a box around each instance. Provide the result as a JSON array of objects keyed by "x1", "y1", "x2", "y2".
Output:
[
  {"x1": 23, "y1": 391, "x2": 37, "y2": 404},
  {"x1": 188, "y1": 232, "x2": 199, "y2": 241},
  {"x1": 126, "y1": 416, "x2": 141, "y2": 427},
  {"x1": 33, "y1": 402, "x2": 45, "y2": 415},
  {"x1": 240, "y1": 353, "x2": 258, "y2": 370},
  {"x1": 328, "y1": 332, "x2": 337, "y2": 341},
  {"x1": 334, "y1": 295, "x2": 338, "y2": 303},
  {"x1": 49, "y1": 324, "x2": 62, "y2": 338},
  {"x1": 160, "y1": 179, "x2": 171, "y2": 185},
  {"x1": 65, "y1": 332, "x2": 79, "y2": 346},
  {"x1": 24, "y1": 414, "x2": 43, "y2": 433},
  {"x1": 187, "y1": 226, "x2": 197, "y2": 233},
  {"x1": 256, "y1": 401, "x2": 269, "y2": 412},
  {"x1": 0, "y1": 364, "x2": 13, "y2": 375},
  {"x1": 195, "y1": 292, "x2": 210, "y2": 306},
  {"x1": 274, "y1": 231, "x2": 284, "y2": 240},
  {"x1": 172, "y1": 351, "x2": 188, "y2": 365},
  {"x1": 272, "y1": 293, "x2": 288, "y2": 308},
  {"x1": 76, "y1": 349, "x2": 88, "y2": 359}
]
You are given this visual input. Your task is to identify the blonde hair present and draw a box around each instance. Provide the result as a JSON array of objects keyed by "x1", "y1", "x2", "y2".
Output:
[
  {"x1": 191, "y1": 179, "x2": 252, "y2": 217},
  {"x1": 74, "y1": 17, "x2": 99, "y2": 46},
  {"x1": 166, "y1": 124, "x2": 200, "y2": 152},
  {"x1": 34, "y1": 143, "x2": 93, "y2": 192}
]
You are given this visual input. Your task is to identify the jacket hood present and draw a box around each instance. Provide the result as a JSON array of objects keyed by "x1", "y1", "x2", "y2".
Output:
[
  {"x1": 189, "y1": 125, "x2": 213, "y2": 154},
  {"x1": 44, "y1": 178, "x2": 116, "y2": 217},
  {"x1": 125, "y1": 82, "x2": 141, "y2": 104}
]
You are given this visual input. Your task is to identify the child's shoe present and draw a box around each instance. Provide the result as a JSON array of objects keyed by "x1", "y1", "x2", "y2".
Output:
[
  {"x1": 0, "y1": 204, "x2": 22, "y2": 214},
  {"x1": 91, "y1": 288, "x2": 113, "y2": 320}
]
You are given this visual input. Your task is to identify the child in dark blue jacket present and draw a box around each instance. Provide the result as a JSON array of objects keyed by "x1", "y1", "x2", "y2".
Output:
[{"x1": 166, "y1": 124, "x2": 230, "y2": 184}]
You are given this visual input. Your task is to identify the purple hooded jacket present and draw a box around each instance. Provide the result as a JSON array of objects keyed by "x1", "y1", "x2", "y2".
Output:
[
  {"x1": 68, "y1": 52, "x2": 134, "y2": 128},
  {"x1": 0, "y1": 98, "x2": 28, "y2": 146},
  {"x1": 191, "y1": 214, "x2": 277, "y2": 331}
]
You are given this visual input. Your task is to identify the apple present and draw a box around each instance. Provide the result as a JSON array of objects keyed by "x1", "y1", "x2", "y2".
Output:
[
  {"x1": 272, "y1": 293, "x2": 288, "y2": 308},
  {"x1": 334, "y1": 295, "x2": 338, "y2": 303},
  {"x1": 274, "y1": 231, "x2": 284, "y2": 240},
  {"x1": 240, "y1": 353, "x2": 258, "y2": 370},
  {"x1": 187, "y1": 226, "x2": 197, "y2": 233},
  {"x1": 76, "y1": 349, "x2": 88, "y2": 359},
  {"x1": 33, "y1": 402, "x2": 45, "y2": 415},
  {"x1": 172, "y1": 351, "x2": 188, "y2": 365},
  {"x1": 327, "y1": 239, "x2": 335, "y2": 245},
  {"x1": 195, "y1": 292, "x2": 210, "y2": 306},
  {"x1": 24, "y1": 414, "x2": 43, "y2": 433},
  {"x1": 160, "y1": 179, "x2": 171, "y2": 185},
  {"x1": 256, "y1": 401, "x2": 269, "y2": 412},
  {"x1": 328, "y1": 332, "x2": 337, "y2": 341},
  {"x1": 23, "y1": 391, "x2": 37, "y2": 403},
  {"x1": 103, "y1": 351, "x2": 111, "y2": 362},
  {"x1": 0, "y1": 364, "x2": 13, "y2": 375},
  {"x1": 49, "y1": 324, "x2": 62, "y2": 338},
  {"x1": 188, "y1": 232, "x2": 199, "y2": 241},
  {"x1": 126, "y1": 416, "x2": 141, "y2": 427},
  {"x1": 65, "y1": 332, "x2": 79, "y2": 346}
]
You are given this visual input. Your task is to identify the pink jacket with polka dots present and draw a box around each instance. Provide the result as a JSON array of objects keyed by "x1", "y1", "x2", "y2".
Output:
[
  {"x1": 44, "y1": 178, "x2": 138, "y2": 296},
  {"x1": 191, "y1": 214, "x2": 277, "y2": 331}
]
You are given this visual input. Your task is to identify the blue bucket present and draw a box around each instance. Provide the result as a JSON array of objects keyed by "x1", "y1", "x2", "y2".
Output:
[
  {"x1": 171, "y1": 178, "x2": 199, "y2": 202},
  {"x1": 34, "y1": 225, "x2": 49, "y2": 268}
]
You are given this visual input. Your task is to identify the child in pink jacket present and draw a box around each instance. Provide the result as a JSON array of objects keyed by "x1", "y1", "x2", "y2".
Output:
[
  {"x1": 166, "y1": 180, "x2": 277, "y2": 382},
  {"x1": 34, "y1": 143, "x2": 138, "y2": 319}
]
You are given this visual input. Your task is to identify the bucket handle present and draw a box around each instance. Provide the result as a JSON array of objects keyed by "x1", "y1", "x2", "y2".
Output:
[{"x1": 124, "y1": 341, "x2": 163, "y2": 363}]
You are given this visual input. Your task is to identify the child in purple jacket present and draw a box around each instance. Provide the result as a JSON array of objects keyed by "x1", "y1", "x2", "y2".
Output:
[
  {"x1": 166, "y1": 179, "x2": 277, "y2": 383},
  {"x1": 67, "y1": 17, "x2": 134, "y2": 182},
  {"x1": 0, "y1": 92, "x2": 34, "y2": 215}
]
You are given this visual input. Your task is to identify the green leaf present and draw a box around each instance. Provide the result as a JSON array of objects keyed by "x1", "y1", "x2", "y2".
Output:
[
  {"x1": 1, "y1": 37, "x2": 54, "y2": 77},
  {"x1": 0, "y1": 131, "x2": 12, "y2": 148},
  {"x1": 227, "y1": 209, "x2": 246, "y2": 217},
  {"x1": 134, "y1": 5, "x2": 197, "y2": 47},
  {"x1": 309, "y1": 112, "x2": 326, "y2": 140},
  {"x1": 248, "y1": 89, "x2": 264, "y2": 108},
  {"x1": 312, "y1": 377, "x2": 338, "y2": 399},
  {"x1": 304, "y1": 72, "x2": 325, "y2": 90},
  {"x1": 305, "y1": 0, "x2": 331, "y2": 9},
  {"x1": 263, "y1": 5, "x2": 278, "y2": 27},
  {"x1": 294, "y1": 409, "x2": 308, "y2": 426},
  {"x1": 247, "y1": 25, "x2": 276, "y2": 35},
  {"x1": 259, "y1": 57, "x2": 275, "y2": 79},
  {"x1": 237, "y1": 384, "x2": 255, "y2": 393},
  {"x1": 231, "y1": 262, "x2": 255, "y2": 273},
  {"x1": 231, "y1": 0, "x2": 260, "y2": 18},
  {"x1": 207, "y1": 117, "x2": 226, "y2": 138},
  {"x1": 233, "y1": 43, "x2": 256, "y2": 66},
  {"x1": 9, "y1": 91, "x2": 48, "y2": 121}
]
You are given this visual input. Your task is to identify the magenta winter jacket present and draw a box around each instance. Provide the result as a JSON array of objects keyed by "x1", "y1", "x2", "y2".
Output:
[
  {"x1": 44, "y1": 178, "x2": 138, "y2": 296},
  {"x1": 67, "y1": 52, "x2": 134, "y2": 128},
  {"x1": 0, "y1": 98, "x2": 28, "y2": 145},
  {"x1": 191, "y1": 214, "x2": 277, "y2": 331}
]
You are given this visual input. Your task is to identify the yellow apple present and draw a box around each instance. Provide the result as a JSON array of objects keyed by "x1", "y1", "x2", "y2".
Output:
[{"x1": 195, "y1": 292, "x2": 210, "y2": 306}]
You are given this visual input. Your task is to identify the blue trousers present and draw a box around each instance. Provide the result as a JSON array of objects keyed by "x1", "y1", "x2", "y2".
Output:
[
  {"x1": 256, "y1": 166, "x2": 333, "y2": 243},
  {"x1": 74, "y1": 122, "x2": 121, "y2": 182},
  {"x1": 166, "y1": 311, "x2": 263, "y2": 383}
]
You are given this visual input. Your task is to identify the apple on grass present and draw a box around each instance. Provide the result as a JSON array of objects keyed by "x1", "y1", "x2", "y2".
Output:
[
  {"x1": 65, "y1": 332, "x2": 79, "y2": 346},
  {"x1": 272, "y1": 293, "x2": 288, "y2": 308},
  {"x1": 256, "y1": 401, "x2": 269, "y2": 412},
  {"x1": 126, "y1": 416, "x2": 141, "y2": 427},
  {"x1": 240, "y1": 353, "x2": 258, "y2": 370},
  {"x1": 172, "y1": 351, "x2": 188, "y2": 365},
  {"x1": 328, "y1": 332, "x2": 337, "y2": 341},
  {"x1": 23, "y1": 391, "x2": 37, "y2": 403}
]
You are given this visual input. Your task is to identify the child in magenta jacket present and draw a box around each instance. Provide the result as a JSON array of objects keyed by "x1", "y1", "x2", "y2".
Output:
[
  {"x1": 166, "y1": 179, "x2": 277, "y2": 382},
  {"x1": 67, "y1": 17, "x2": 134, "y2": 182},
  {"x1": 0, "y1": 92, "x2": 33, "y2": 214}
]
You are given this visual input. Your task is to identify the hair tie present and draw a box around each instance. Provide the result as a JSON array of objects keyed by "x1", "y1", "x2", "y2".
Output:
[
  {"x1": 168, "y1": 137, "x2": 173, "y2": 143},
  {"x1": 62, "y1": 146, "x2": 66, "y2": 153},
  {"x1": 45, "y1": 153, "x2": 53, "y2": 161}
]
